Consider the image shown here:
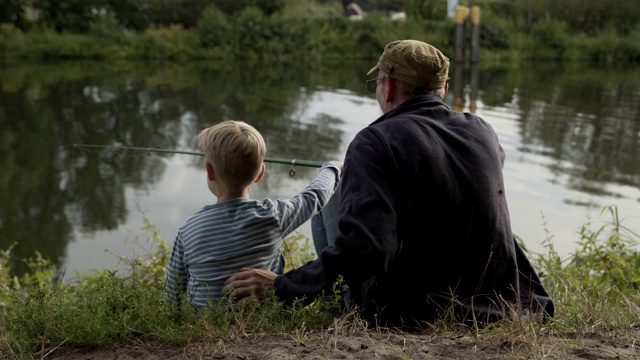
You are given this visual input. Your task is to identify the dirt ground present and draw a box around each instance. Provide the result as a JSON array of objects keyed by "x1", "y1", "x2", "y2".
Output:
[{"x1": 40, "y1": 328, "x2": 640, "y2": 360}]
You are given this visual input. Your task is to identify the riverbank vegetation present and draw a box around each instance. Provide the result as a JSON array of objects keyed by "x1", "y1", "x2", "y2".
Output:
[
  {"x1": 1, "y1": 0, "x2": 639, "y2": 64},
  {"x1": 0, "y1": 206, "x2": 639, "y2": 358}
]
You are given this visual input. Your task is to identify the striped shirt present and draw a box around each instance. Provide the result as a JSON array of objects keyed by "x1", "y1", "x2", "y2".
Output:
[{"x1": 165, "y1": 162, "x2": 341, "y2": 309}]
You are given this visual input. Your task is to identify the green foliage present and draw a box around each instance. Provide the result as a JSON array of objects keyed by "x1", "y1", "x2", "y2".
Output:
[
  {"x1": 235, "y1": 6, "x2": 269, "y2": 60},
  {"x1": 525, "y1": 18, "x2": 570, "y2": 60},
  {"x1": 105, "y1": 0, "x2": 150, "y2": 31},
  {"x1": 569, "y1": 27, "x2": 640, "y2": 64},
  {"x1": 88, "y1": 12, "x2": 124, "y2": 40},
  {"x1": 546, "y1": 0, "x2": 640, "y2": 37},
  {"x1": 215, "y1": 0, "x2": 286, "y2": 16},
  {"x1": 284, "y1": 0, "x2": 343, "y2": 19},
  {"x1": 477, "y1": 6, "x2": 511, "y2": 50},
  {"x1": 0, "y1": 223, "x2": 343, "y2": 355},
  {"x1": 2, "y1": 1, "x2": 640, "y2": 63},
  {"x1": 570, "y1": 206, "x2": 640, "y2": 291},
  {"x1": 535, "y1": 206, "x2": 640, "y2": 330},
  {"x1": 146, "y1": 0, "x2": 211, "y2": 29},
  {"x1": 0, "y1": 0, "x2": 29, "y2": 31},
  {"x1": 403, "y1": 0, "x2": 448, "y2": 21},
  {"x1": 0, "y1": 244, "x2": 57, "y2": 309},
  {"x1": 197, "y1": 5, "x2": 232, "y2": 48},
  {"x1": 282, "y1": 232, "x2": 316, "y2": 272},
  {"x1": 108, "y1": 216, "x2": 171, "y2": 288},
  {"x1": 31, "y1": 0, "x2": 98, "y2": 33},
  {"x1": 2, "y1": 206, "x2": 640, "y2": 356},
  {"x1": 129, "y1": 25, "x2": 200, "y2": 60},
  {"x1": 0, "y1": 29, "x2": 114, "y2": 60}
]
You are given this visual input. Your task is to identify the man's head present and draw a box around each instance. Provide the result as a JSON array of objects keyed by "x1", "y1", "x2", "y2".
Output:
[
  {"x1": 367, "y1": 39, "x2": 450, "y2": 90},
  {"x1": 196, "y1": 120, "x2": 266, "y2": 193}
]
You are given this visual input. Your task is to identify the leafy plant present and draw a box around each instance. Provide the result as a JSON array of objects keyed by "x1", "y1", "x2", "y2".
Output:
[{"x1": 2, "y1": 206, "x2": 640, "y2": 358}]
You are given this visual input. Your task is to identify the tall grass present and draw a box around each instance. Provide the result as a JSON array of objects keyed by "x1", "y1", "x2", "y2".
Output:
[{"x1": 0, "y1": 205, "x2": 639, "y2": 359}]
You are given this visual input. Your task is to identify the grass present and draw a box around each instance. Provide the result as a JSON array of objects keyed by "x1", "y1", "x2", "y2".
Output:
[{"x1": 0, "y1": 205, "x2": 639, "y2": 359}]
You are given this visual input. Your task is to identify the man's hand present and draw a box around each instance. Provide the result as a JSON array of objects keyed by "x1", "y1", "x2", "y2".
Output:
[{"x1": 223, "y1": 267, "x2": 277, "y2": 300}]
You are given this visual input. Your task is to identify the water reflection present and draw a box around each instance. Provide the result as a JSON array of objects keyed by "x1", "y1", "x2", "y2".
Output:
[
  {"x1": 0, "y1": 59, "x2": 638, "y2": 277},
  {"x1": 508, "y1": 64, "x2": 639, "y2": 194}
]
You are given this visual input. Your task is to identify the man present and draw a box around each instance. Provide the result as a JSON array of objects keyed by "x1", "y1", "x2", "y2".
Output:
[{"x1": 223, "y1": 39, "x2": 554, "y2": 328}]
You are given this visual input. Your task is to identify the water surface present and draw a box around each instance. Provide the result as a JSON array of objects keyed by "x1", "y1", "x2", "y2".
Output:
[{"x1": 1, "y1": 59, "x2": 638, "y2": 277}]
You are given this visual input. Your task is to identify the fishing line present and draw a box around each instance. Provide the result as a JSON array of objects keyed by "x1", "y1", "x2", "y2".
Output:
[{"x1": 73, "y1": 144, "x2": 324, "y2": 177}]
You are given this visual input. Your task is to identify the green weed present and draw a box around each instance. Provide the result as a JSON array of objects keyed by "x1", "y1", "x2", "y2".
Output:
[{"x1": 0, "y1": 205, "x2": 639, "y2": 359}]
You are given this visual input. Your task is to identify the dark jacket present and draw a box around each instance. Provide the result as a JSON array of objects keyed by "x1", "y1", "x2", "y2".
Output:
[{"x1": 275, "y1": 94, "x2": 554, "y2": 328}]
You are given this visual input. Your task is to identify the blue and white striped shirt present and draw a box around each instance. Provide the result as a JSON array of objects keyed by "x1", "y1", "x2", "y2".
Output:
[{"x1": 165, "y1": 162, "x2": 341, "y2": 309}]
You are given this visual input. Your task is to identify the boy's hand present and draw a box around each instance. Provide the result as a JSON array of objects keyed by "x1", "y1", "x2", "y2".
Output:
[{"x1": 330, "y1": 161, "x2": 344, "y2": 170}]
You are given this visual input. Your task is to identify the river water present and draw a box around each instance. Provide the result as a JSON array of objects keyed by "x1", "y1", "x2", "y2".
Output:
[{"x1": 1, "y1": 59, "x2": 639, "y2": 277}]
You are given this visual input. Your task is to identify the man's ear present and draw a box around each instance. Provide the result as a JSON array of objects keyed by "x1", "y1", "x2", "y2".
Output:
[
  {"x1": 206, "y1": 161, "x2": 215, "y2": 181},
  {"x1": 443, "y1": 82, "x2": 449, "y2": 97},
  {"x1": 384, "y1": 76, "x2": 396, "y2": 103},
  {"x1": 254, "y1": 163, "x2": 265, "y2": 183}
]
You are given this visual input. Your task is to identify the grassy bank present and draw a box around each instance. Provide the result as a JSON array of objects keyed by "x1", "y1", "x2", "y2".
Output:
[{"x1": 0, "y1": 205, "x2": 639, "y2": 359}]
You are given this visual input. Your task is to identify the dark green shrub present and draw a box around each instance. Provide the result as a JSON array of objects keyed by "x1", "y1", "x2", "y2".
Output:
[
  {"x1": 88, "y1": 12, "x2": 124, "y2": 40},
  {"x1": 477, "y1": 7, "x2": 512, "y2": 50},
  {"x1": 215, "y1": 0, "x2": 286, "y2": 16},
  {"x1": 147, "y1": 0, "x2": 211, "y2": 29},
  {"x1": 130, "y1": 26, "x2": 199, "y2": 60},
  {"x1": 235, "y1": 6, "x2": 269, "y2": 59},
  {"x1": 529, "y1": 18, "x2": 569, "y2": 59},
  {"x1": 403, "y1": 0, "x2": 448, "y2": 21},
  {"x1": 197, "y1": 5, "x2": 232, "y2": 48}
]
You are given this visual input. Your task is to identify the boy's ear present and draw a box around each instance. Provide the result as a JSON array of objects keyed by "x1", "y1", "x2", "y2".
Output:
[
  {"x1": 254, "y1": 163, "x2": 265, "y2": 183},
  {"x1": 206, "y1": 162, "x2": 215, "y2": 181}
]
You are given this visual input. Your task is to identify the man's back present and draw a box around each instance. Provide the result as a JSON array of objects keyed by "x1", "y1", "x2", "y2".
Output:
[{"x1": 341, "y1": 94, "x2": 520, "y2": 324}]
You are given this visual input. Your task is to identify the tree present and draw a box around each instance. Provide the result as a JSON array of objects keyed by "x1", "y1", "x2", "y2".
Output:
[
  {"x1": 0, "y1": 0, "x2": 29, "y2": 30},
  {"x1": 31, "y1": 0, "x2": 101, "y2": 33}
]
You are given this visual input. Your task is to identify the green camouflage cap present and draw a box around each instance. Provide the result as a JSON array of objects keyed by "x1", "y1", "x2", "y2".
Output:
[{"x1": 367, "y1": 40, "x2": 450, "y2": 90}]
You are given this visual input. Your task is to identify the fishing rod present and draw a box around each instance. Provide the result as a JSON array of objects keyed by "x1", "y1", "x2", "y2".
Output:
[{"x1": 73, "y1": 144, "x2": 324, "y2": 176}]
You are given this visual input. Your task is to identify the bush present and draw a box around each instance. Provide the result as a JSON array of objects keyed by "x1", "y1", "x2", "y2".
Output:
[
  {"x1": 529, "y1": 18, "x2": 570, "y2": 55},
  {"x1": 130, "y1": 26, "x2": 199, "y2": 60},
  {"x1": 197, "y1": 5, "x2": 232, "y2": 48},
  {"x1": 584, "y1": 26, "x2": 640, "y2": 64},
  {"x1": 88, "y1": 12, "x2": 124, "y2": 40},
  {"x1": 235, "y1": 6, "x2": 269, "y2": 59}
]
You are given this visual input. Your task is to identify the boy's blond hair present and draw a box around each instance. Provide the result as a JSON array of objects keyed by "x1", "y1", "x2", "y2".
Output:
[{"x1": 195, "y1": 120, "x2": 266, "y2": 192}]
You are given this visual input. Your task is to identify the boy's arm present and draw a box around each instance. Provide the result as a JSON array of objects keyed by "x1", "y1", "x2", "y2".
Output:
[
  {"x1": 165, "y1": 235, "x2": 188, "y2": 303},
  {"x1": 276, "y1": 161, "x2": 342, "y2": 236}
]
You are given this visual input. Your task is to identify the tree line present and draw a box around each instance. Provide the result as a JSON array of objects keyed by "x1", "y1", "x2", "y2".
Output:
[{"x1": 1, "y1": 0, "x2": 639, "y2": 63}]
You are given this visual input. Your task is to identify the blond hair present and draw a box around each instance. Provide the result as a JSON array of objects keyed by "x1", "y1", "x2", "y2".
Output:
[{"x1": 195, "y1": 120, "x2": 266, "y2": 192}]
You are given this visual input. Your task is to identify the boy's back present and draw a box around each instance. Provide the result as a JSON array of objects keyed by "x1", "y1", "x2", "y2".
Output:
[{"x1": 165, "y1": 120, "x2": 342, "y2": 309}]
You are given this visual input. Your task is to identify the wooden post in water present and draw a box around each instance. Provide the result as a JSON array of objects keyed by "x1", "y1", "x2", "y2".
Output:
[
  {"x1": 453, "y1": 6, "x2": 468, "y2": 112},
  {"x1": 470, "y1": 6, "x2": 481, "y2": 63},
  {"x1": 470, "y1": 63, "x2": 478, "y2": 113},
  {"x1": 452, "y1": 62, "x2": 465, "y2": 112},
  {"x1": 452, "y1": 5, "x2": 481, "y2": 114},
  {"x1": 454, "y1": 6, "x2": 468, "y2": 64}
]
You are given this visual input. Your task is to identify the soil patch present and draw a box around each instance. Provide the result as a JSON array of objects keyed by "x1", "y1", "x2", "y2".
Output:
[{"x1": 41, "y1": 328, "x2": 640, "y2": 359}]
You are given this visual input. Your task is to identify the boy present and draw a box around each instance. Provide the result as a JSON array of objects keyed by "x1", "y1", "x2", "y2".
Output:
[{"x1": 165, "y1": 120, "x2": 342, "y2": 309}]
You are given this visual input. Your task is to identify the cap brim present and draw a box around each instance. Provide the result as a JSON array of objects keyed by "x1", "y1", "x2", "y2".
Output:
[{"x1": 366, "y1": 65, "x2": 378, "y2": 76}]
